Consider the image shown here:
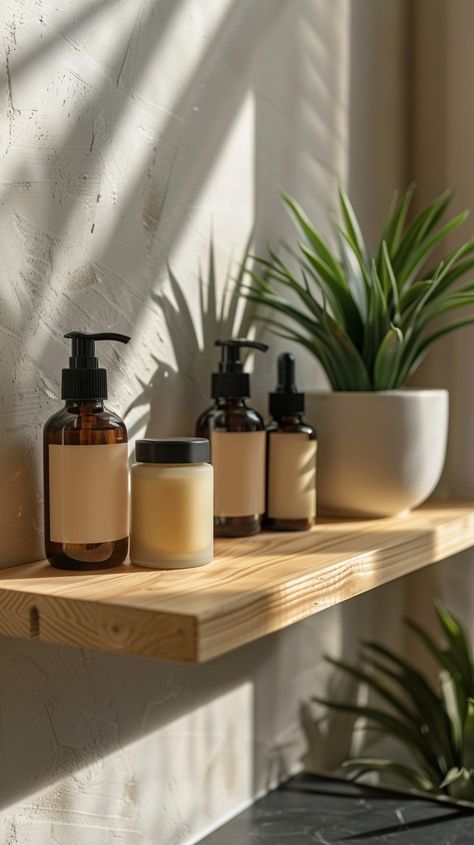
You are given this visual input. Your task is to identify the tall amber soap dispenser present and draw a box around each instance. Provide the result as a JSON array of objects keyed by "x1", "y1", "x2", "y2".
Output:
[
  {"x1": 266, "y1": 352, "x2": 317, "y2": 531},
  {"x1": 196, "y1": 339, "x2": 268, "y2": 536},
  {"x1": 43, "y1": 331, "x2": 130, "y2": 570}
]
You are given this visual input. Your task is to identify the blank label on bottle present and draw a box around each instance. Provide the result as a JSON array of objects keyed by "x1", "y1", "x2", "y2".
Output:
[
  {"x1": 211, "y1": 431, "x2": 266, "y2": 517},
  {"x1": 49, "y1": 443, "x2": 129, "y2": 543},
  {"x1": 267, "y1": 433, "x2": 317, "y2": 520}
]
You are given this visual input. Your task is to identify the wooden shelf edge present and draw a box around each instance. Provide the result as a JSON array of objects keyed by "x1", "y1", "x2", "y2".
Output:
[
  {"x1": 0, "y1": 501, "x2": 473, "y2": 663},
  {"x1": 198, "y1": 504, "x2": 474, "y2": 661}
]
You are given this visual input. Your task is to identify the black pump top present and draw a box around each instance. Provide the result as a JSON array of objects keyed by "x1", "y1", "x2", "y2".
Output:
[
  {"x1": 62, "y1": 331, "x2": 130, "y2": 400},
  {"x1": 211, "y1": 338, "x2": 268, "y2": 399},
  {"x1": 269, "y1": 352, "x2": 305, "y2": 416}
]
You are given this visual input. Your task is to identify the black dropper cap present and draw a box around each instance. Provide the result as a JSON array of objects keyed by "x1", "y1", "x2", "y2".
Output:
[
  {"x1": 269, "y1": 352, "x2": 305, "y2": 416},
  {"x1": 61, "y1": 331, "x2": 130, "y2": 400},
  {"x1": 211, "y1": 338, "x2": 268, "y2": 399}
]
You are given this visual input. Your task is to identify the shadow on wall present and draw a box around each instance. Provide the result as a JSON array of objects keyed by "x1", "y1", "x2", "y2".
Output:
[
  {"x1": 0, "y1": 0, "x2": 284, "y2": 565},
  {"x1": 0, "y1": 602, "x2": 358, "y2": 822},
  {"x1": 0, "y1": 1, "x2": 447, "y2": 840},
  {"x1": 0, "y1": 545, "x2": 446, "y2": 821},
  {"x1": 1, "y1": 0, "x2": 186, "y2": 563},
  {"x1": 124, "y1": 240, "x2": 256, "y2": 439},
  {"x1": 0, "y1": 625, "x2": 299, "y2": 820}
]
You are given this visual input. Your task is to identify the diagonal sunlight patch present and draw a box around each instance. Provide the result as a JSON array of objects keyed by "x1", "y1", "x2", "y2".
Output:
[{"x1": 123, "y1": 91, "x2": 256, "y2": 441}]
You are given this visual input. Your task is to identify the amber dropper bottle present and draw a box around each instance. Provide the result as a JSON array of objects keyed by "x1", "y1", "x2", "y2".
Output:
[
  {"x1": 43, "y1": 331, "x2": 130, "y2": 570},
  {"x1": 266, "y1": 352, "x2": 317, "y2": 531}
]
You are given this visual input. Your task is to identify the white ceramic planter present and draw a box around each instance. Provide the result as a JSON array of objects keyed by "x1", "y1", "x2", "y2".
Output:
[{"x1": 306, "y1": 390, "x2": 449, "y2": 517}]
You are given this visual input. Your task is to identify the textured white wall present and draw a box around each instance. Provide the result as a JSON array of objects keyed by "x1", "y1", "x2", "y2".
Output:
[
  {"x1": 0, "y1": 1, "x2": 413, "y2": 843},
  {"x1": 0, "y1": 0, "x2": 261, "y2": 565},
  {"x1": 0, "y1": 582, "x2": 422, "y2": 845},
  {"x1": 409, "y1": 0, "x2": 474, "y2": 633}
]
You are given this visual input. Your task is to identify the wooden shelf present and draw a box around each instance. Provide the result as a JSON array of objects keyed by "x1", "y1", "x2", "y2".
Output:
[{"x1": 0, "y1": 502, "x2": 473, "y2": 663}]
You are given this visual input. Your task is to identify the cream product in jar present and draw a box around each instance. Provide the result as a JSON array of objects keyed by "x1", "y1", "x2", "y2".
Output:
[
  {"x1": 43, "y1": 331, "x2": 131, "y2": 571},
  {"x1": 266, "y1": 352, "x2": 317, "y2": 531},
  {"x1": 130, "y1": 438, "x2": 213, "y2": 568}
]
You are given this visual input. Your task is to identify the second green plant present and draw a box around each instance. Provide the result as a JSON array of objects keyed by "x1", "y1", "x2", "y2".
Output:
[
  {"x1": 245, "y1": 187, "x2": 474, "y2": 390},
  {"x1": 314, "y1": 602, "x2": 474, "y2": 801}
]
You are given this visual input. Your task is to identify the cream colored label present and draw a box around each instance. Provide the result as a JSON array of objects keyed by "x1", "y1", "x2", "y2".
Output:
[
  {"x1": 211, "y1": 431, "x2": 266, "y2": 517},
  {"x1": 49, "y1": 444, "x2": 129, "y2": 543},
  {"x1": 267, "y1": 433, "x2": 317, "y2": 520}
]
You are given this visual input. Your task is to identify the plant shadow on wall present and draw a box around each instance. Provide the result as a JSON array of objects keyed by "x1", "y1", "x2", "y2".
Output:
[
  {"x1": 0, "y1": 0, "x2": 295, "y2": 819},
  {"x1": 124, "y1": 240, "x2": 256, "y2": 438},
  {"x1": 0, "y1": 0, "x2": 283, "y2": 565},
  {"x1": 0, "y1": 0, "x2": 187, "y2": 563}
]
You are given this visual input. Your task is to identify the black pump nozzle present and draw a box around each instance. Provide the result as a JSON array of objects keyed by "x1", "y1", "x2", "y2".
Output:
[
  {"x1": 65, "y1": 331, "x2": 130, "y2": 369},
  {"x1": 62, "y1": 331, "x2": 130, "y2": 401},
  {"x1": 212, "y1": 338, "x2": 268, "y2": 398},
  {"x1": 269, "y1": 352, "x2": 305, "y2": 416},
  {"x1": 215, "y1": 338, "x2": 268, "y2": 373}
]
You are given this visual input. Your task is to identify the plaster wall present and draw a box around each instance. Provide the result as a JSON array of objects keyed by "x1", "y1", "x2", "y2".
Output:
[{"x1": 0, "y1": 2, "x2": 413, "y2": 843}]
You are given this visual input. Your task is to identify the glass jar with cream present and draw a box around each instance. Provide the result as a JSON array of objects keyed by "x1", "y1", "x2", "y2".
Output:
[{"x1": 130, "y1": 438, "x2": 213, "y2": 568}]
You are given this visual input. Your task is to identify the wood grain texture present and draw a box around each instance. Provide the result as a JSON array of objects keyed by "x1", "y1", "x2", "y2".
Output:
[{"x1": 0, "y1": 502, "x2": 473, "y2": 663}]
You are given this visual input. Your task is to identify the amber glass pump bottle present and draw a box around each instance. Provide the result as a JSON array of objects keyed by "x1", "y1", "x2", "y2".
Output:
[
  {"x1": 196, "y1": 338, "x2": 268, "y2": 537},
  {"x1": 266, "y1": 352, "x2": 317, "y2": 531},
  {"x1": 43, "y1": 331, "x2": 130, "y2": 570}
]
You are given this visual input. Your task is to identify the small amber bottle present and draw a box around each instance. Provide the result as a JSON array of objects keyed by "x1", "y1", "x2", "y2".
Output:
[
  {"x1": 196, "y1": 339, "x2": 268, "y2": 537},
  {"x1": 43, "y1": 331, "x2": 130, "y2": 570},
  {"x1": 266, "y1": 353, "x2": 317, "y2": 531}
]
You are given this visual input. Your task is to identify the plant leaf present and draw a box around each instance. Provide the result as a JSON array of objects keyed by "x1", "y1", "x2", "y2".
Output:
[
  {"x1": 334, "y1": 224, "x2": 367, "y2": 320},
  {"x1": 312, "y1": 696, "x2": 441, "y2": 782},
  {"x1": 440, "y1": 767, "x2": 474, "y2": 801},
  {"x1": 362, "y1": 642, "x2": 455, "y2": 772},
  {"x1": 281, "y1": 192, "x2": 348, "y2": 289},
  {"x1": 373, "y1": 324, "x2": 404, "y2": 390},
  {"x1": 381, "y1": 183, "x2": 416, "y2": 259},
  {"x1": 463, "y1": 699, "x2": 474, "y2": 770},
  {"x1": 405, "y1": 616, "x2": 468, "y2": 753},
  {"x1": 391, "y1": 189, "x2": 453, "y2": 281},
  {"x1": 435, "y1": 601, "x2": 474, "y2": 697},
  {"x1": 338, "y1": 186, "x2": 368, "y2": 263},
  {"x1": 380, "y1": 241, "x2": 400, "y2": 314},
  {"x1": 440, "y1": 670, "x2": 464, "y2": 754},
  {"x1": 325, "y1": 655, "x2": 415, "y2": 723},
  {"x1": 398, "y1": 211, "x2": 470, "y2": 288},
  {"x1": 342, "y1": 757, "x2": 437, "y2": 792}
]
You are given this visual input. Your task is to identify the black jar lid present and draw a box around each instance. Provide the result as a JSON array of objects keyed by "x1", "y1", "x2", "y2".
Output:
[{"x1": 135, "y1": 437, "x2": 210, "y2": 464}]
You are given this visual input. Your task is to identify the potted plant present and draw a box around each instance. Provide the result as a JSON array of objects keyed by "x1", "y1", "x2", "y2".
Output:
[
  {"x1": 244, "y1": 187, "x2": 474, "y2": 516},
  {"x1": 312, "y1": 602, "x2": 474, "y2": 803}
]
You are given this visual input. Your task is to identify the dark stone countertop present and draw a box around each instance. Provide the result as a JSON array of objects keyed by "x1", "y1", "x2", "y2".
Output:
[{"x1": 198, "y1": 773, "x2": 474, "y2": 844}]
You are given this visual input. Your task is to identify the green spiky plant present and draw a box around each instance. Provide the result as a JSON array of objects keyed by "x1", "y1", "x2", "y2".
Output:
[
  {"x1": 313, "y1": 602, "x2": 474, "y2": 801},
  {"x1": 244, "y1": 187, "x2": 474, "y2": 390}
]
